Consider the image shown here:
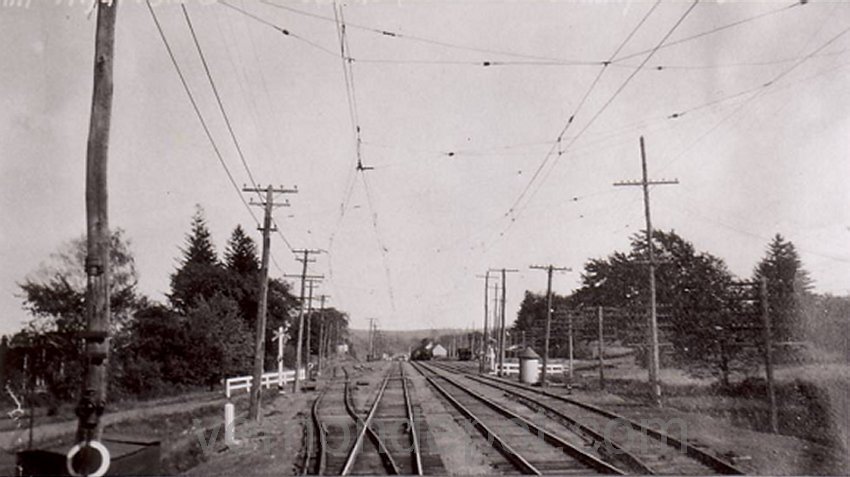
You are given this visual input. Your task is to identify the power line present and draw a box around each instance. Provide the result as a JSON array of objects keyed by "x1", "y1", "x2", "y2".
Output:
[
  {"x1": 184, "y1": 4, "x2": 301, "y2": 256},
  {"x1": 146, "y1": 1, "x2": 259, "y2": 227},
  {"x1": 182, "y1": 4, "x2": 259, "y2": 192},
  {"x1": 147, "y1": 1, "x2": 300, "y2": 284}
]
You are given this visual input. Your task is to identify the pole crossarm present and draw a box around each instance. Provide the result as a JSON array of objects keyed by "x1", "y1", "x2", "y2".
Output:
[
  {"x1": 291, "y1": 248, "x2": 324, "y2": 393},
  {"x1": 243, "y1": 185, "x2": 297, "y2": 209},
  {"x1": 529, "y1": 265, "x2": 572, "y2": 272},
  {"x1": 613, "y1": 179, "x2": 679, "y2": 187},
  {"x1": 612, "y1": 136, "x2": 678, "y2": 407}
]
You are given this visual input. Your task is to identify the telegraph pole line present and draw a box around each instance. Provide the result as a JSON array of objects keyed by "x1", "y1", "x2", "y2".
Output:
[
  {"x1": 490, "y1": 268, "x2": 519, "y2": 376},
  {"x1": 244, "y1": 184, "x2": 297, "y2": 421},
  {"x1": 760, "y1": 277, "x2": 778, "y2": 433},
  {"x1": 77, "y1": 0, "x2": 118, "y2": 448},
  {"x1": 614, "y1": 136, "x2": 678, "y2": 407},
  {"x1": 305, "y1": 278, "x2": 321, "y2": 379},
  {"x1": 489, "y1": 281, "x2": 500, "y2": 372},
  {"x1": 316, "y1": 294, "x2": 329, "y2": 375},
  {"x1": 284, "y1": 249, "x2": 323, "y2": 393},
  {"x1": 530, "y1": 264, "x2": 571, "y2": 386},
  {"x1": 475, "y1": 272, "x2": 493, "y2": 373}
]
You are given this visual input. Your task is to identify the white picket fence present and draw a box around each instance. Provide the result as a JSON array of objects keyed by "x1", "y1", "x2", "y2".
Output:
[
  {"x1": 491, "y1": 362, "x2": 566, "y2": 376},
  {"x1": 225, "y1": 369, "x2": 306, "y2": 398}
]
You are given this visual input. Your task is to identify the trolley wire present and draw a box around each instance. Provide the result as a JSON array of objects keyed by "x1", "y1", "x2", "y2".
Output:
[
  {"x1": 656, "y1": 22, "x2": 850, "y2": 173},
  {"x1": 258, "y1": 0, "x2": 598, "y2": 65},
  {"x1": 611, "y1": 1, "x2": 805, "y2": 64},
  {"x1": 219, "y1": 1, "x2": 341, "y2": 58},
  {"x1": 498, "y1": 0, "x2": 695, "y2": 244}
]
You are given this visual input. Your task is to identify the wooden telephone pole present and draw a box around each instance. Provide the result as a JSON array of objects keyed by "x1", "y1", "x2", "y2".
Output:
[
  {"x1": 77, "y1": 0, "x2": 118, "y2": 447},
  {"x1": 316, "y1": 294, "x2": 330, "y2": 375},
  {"x1": 285, "y1": 250, "x2": 323, "y2": 393},
  {"x1": 489, "y1": 268, "x2": 519, "y2": 376},
  {"x1": 475, "y1": 272, "x2": 493, "y2": 373},
  {"x1": 367, "y1": 318, "x2": 377, "y2": 360},
  {"x1": 244, "y1": 184, "x2": 296, "y2": 421},
  {"x1": 614, "y1": 136, "x2": 678, "y2": 406},
  {"x1": 305, "y1": 278, "x2": 322, "y2": 379},
  {"x1": 530, "y1": 264, "x2": 571, "y2": 386}
]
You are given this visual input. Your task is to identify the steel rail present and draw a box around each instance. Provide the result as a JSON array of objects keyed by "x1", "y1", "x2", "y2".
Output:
[
  {"x1": 341, "y1": 371, "x2": 399, "y2": 475},
  {"x1": 413, "y1": 363, "x2": 540, "y2": 474},
  {"x1": 440, "y1": 363, "x2": 745, "y2": 475},
  {"x1": 400, "y1": 363, "x2": 424, "y2": 475},
  {"x1": 304, "y1": 387, "x2": 328, "y2": 475},
  {"x1": 343, "y1": 372, "x2": 401, "y2": 475},
  {"x1": 414, "y1": 362, "x2": 624, "y2": 475},
  {"x1": 426, "y1": 361, "x2": 651, "y2": 473}
]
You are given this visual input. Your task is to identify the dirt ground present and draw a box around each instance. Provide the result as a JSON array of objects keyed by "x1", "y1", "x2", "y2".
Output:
[
  {"x1": 184, "y1": 389, "x2": 314, "y2": 477},
  {"x1": 451, "y1": 359, "x2": 849, "y2": 475}
]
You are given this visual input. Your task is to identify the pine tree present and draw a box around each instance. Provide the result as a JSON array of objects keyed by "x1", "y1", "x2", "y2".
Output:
[
  {"x1": 223, "y1": 225, "x2": 261, "y2": 327},
  {"x1": 182, "y1": 205, "x2": 218, "y2": 267},
  {"x1": 169, "y1": 206, "x2": 227, "y2": 313},
  {"x1": 754, "y1": 234, "x2": 812, "y2": 342},
  {"x1": 224, "y1": 225, "x2": 259, "y2": 275}
]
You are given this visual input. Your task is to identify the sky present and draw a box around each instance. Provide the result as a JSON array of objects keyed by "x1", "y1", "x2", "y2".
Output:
[{"x1": 1, "y1": 0, "x2": 849, "y2": 336}]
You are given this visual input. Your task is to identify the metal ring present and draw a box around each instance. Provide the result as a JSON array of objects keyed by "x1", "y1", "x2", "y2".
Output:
[{"x1": 66, "y1": 440, "x2": 110, "y2": 477}]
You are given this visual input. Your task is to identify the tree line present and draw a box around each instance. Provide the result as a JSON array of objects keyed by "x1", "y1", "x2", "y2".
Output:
[
  {"x1": 512, "y1": 230, "x2": 849, "y2": 385},
  {"x1": 1, "y1": 206, "x2": 350, "y2": 407}
]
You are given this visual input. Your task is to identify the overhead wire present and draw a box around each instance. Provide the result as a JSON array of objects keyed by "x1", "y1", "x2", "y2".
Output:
[
  {"x1": 611, "y1": 1, "x2": 805, "y2": 64},
  {"x1": 183, "y1": 4, "x2": 300, "y2": 259},
  {"x1": 360, "y1": 173, "x2": 398, "y2": 315},
  {"x1": 258, "y1": 0, "x2": 598, "y2": 65},
  {"x1": 495, "y1": 0, "x2": 691, "y2": 247},
  {"x1": 656, "y1": 21, "x2": 850, "y2": 173},
  {"x1": 219, "y1": 1, "x2": 341, "y2": 58},
  {"x1": 501, "y1": 0, "x2": 662, "y2": 221},
  {"x1": 145, "y1": 1, "x2": 259, "y2": 228},
  {"x1": 149, "y1": 1, "x2": 302, "y2": 291},
  {"x1": 326, "y1": 1, "x2": 365, "y2": 283}
]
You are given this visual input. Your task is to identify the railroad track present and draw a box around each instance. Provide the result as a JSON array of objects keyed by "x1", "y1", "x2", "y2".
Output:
[
  {"x1": 304, "y1": 363, "x2": 433, "y2": 475},
  {"x1": 430, "y1": 361, "x2": 745, "y2": 475},
  {"x1": 413, "y1": 361, "x2": 623, "y2": 475}
]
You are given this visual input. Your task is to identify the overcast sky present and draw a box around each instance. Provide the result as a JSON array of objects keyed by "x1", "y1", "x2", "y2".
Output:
[{"x1": 1, "y1": 0, "x2": 849, "y2": 335}]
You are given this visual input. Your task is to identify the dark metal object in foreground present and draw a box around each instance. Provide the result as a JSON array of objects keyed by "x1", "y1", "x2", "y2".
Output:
[{"x1": 16, "y1": 435, "x2": 160, "y2": 476}]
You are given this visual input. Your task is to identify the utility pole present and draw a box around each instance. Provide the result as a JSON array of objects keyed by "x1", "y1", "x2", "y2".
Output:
[
  {"x1": 244, "y1": 184, "x2": 296, "y2": 421},
  {"x1": 316, "y1": 295, "x2": 329, "y2": 375},
  {"x1": 530, "y1": 265, "x2": 571, "y2": 386},
  {"x1": 614, "y1": 136, "x2": 678, "y2": 407},
  {"x1": 367, "y1": 318, "x2": 376, "y2": 361},
  {"x1": 77, "y1": 0, "x2": 118, "y2": 449},
  {"x1": 284, "y1": 250, "x2": 323, "y2": 393},
  {"x1": 760, "y1": 277, "x2": 778, "y2": 433},
  {"x1": 475, "y1": 273, "x2": 492, "y2": 373},
  {"x1": 304, "y1": 278, "x2": 321, "y2": 379},
  {"x1": 568, "y1": 311, "x2": 574, "y2": 385},
  {"x1": 598, "y1": 306, "x2": 605, "y2": 390},
  {"x1": 490, "y1": 268, "x2": 519, "y2": 376}
]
